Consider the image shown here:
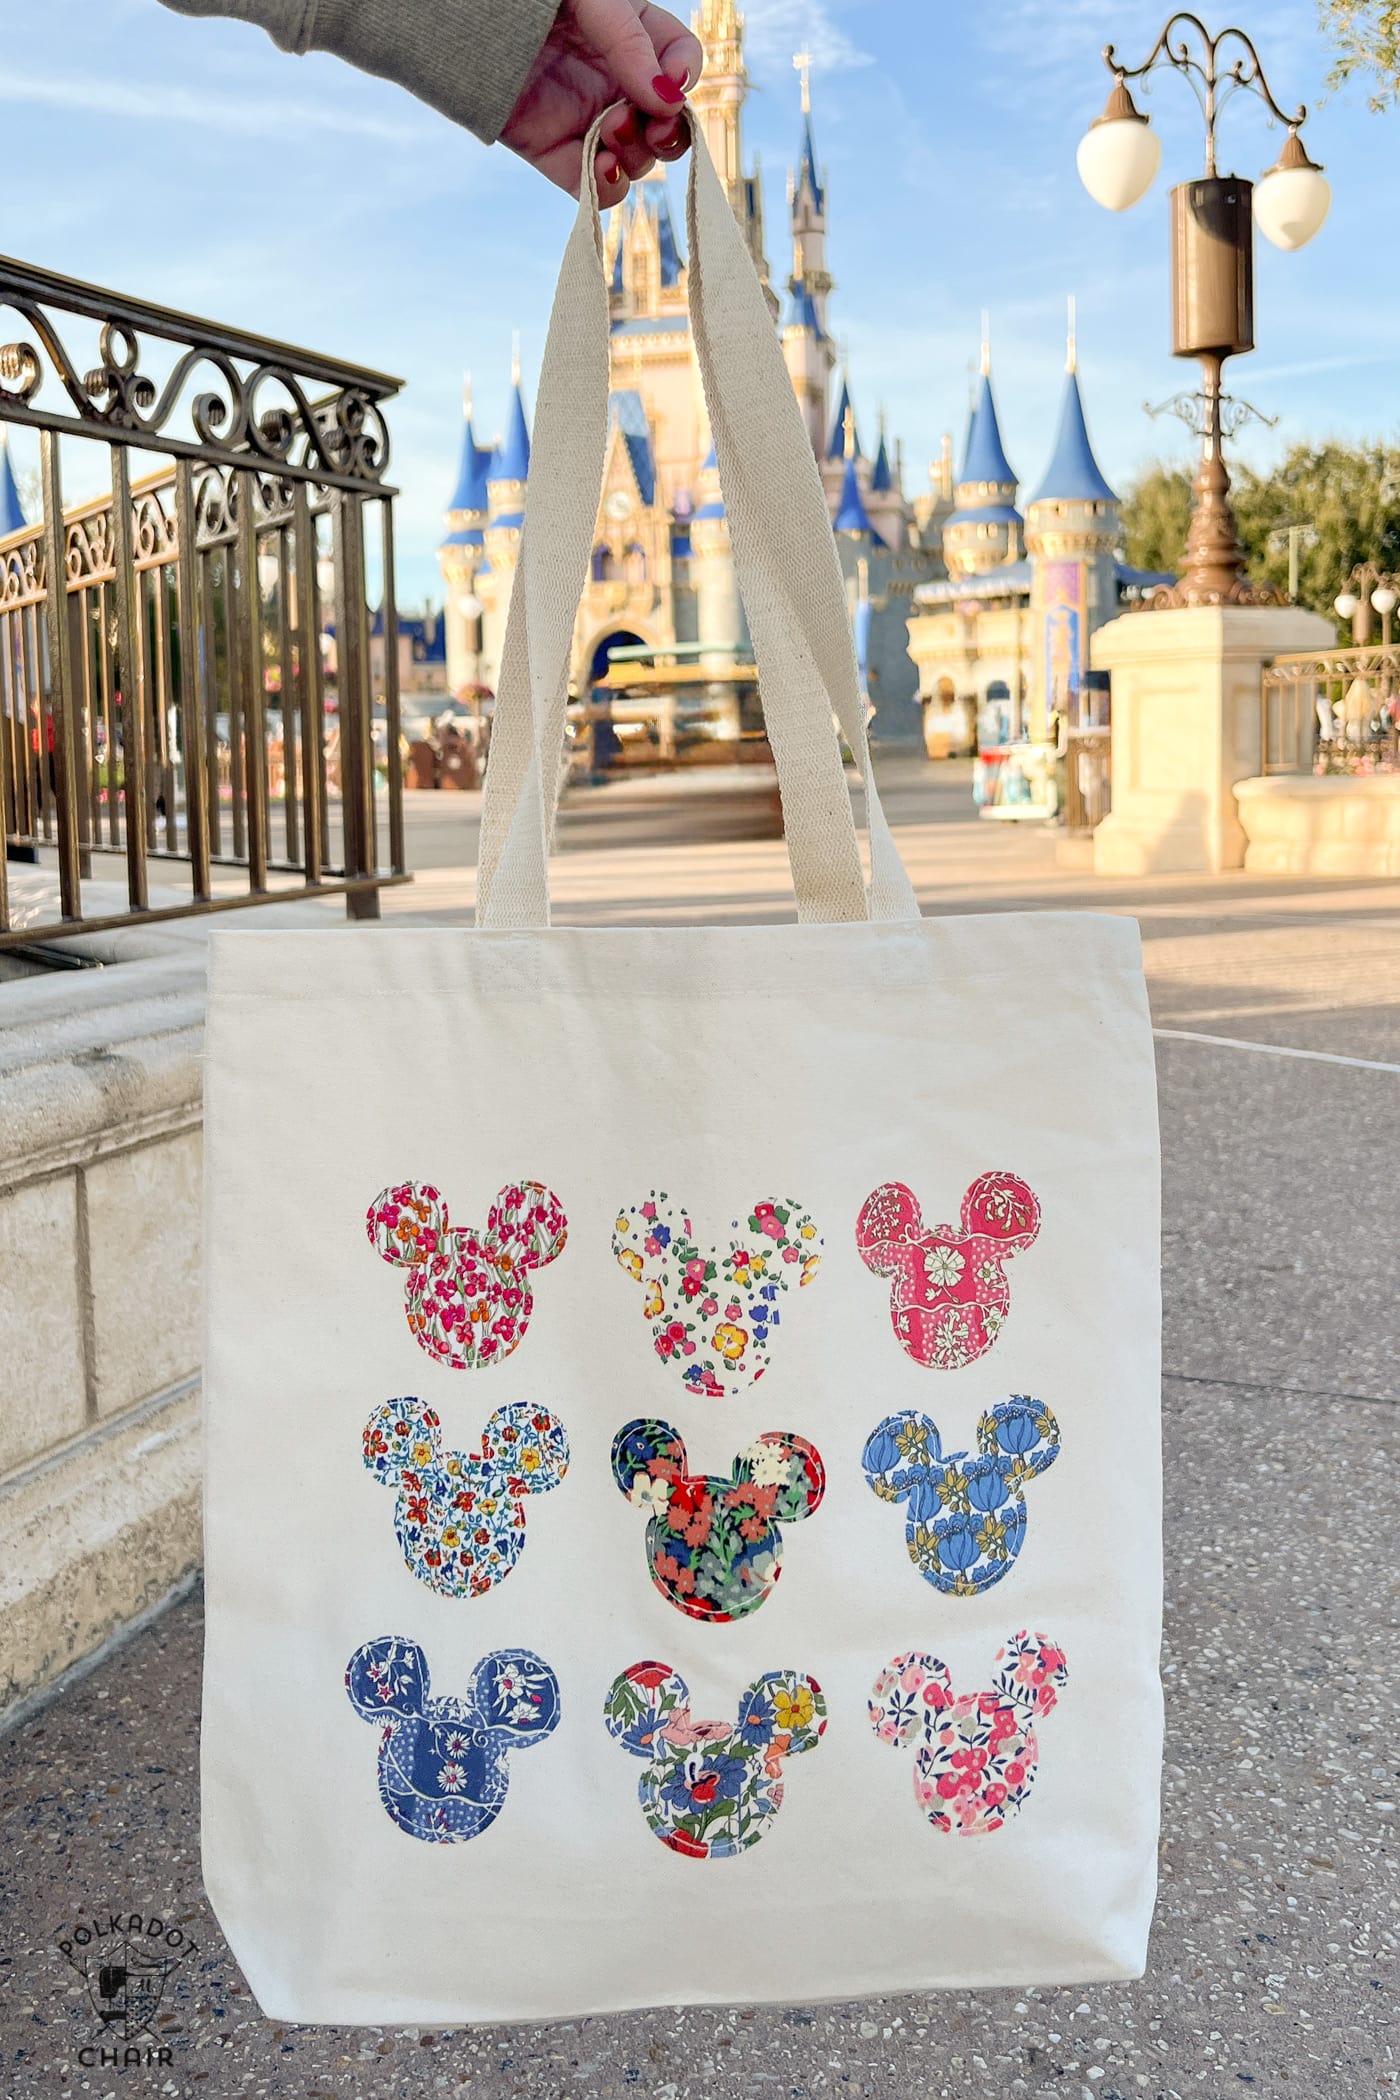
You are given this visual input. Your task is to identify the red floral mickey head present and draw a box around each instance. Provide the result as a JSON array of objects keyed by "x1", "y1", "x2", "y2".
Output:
[
  {"x1": 367, "y1": 1179, "x2": 567, "y2": 1371},
  {"x1": 856, "y1": 1172, "x2": 1040, "y2": 1370}
]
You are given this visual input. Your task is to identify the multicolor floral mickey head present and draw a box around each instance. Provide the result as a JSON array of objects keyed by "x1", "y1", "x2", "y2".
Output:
[
  {"x1": 612, "y1": 1419, "x2": 825, "y2": 1623},
  {"x1": 346, "y1": 1636, "x2": 560, "y2": 1843},
  {"x1": 363, "y1": 1398, "x2": 568, "y2": 1598},
  {"x1": 869, "y1": 1633, "x2": 1069, "y2": 1835},
  {"x1": 604, "y1": 1661, "x2": 826, "y2": 1859},
  {"x1": 856, "y1": 1173, "x2": 1041, "y2": 1370},
  {"x1": 612, "y1": 1193, "x2": 822, "y2": 1398},
  {"x1": 367, "y1": 1179, "x2": 568, "y2": 1371},
  {"x1": 862, "y1": 1397, "x2": 1060, "y2": 1597}
]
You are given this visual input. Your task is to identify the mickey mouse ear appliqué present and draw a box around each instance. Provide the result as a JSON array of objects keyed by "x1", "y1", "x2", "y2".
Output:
[
  {"x1": 856, "y1": 1173, "x2": 1040, "y2": 1370},
  {"x1": 367, "y1": 1178, "x2": 568, "y2": 1371}
]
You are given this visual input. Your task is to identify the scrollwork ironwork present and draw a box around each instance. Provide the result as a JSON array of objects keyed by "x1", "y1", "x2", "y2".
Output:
[{"x1": 0, "y1": 260, "x2": 398, "y2": 491}]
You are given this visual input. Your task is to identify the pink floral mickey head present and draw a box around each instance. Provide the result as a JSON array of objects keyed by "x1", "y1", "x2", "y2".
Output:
[
  {"x1": 367, "y1": 1179, "x2": 567, "y2": 1371},
  {"x1": 856, "y1": 1173, "x2": 1041, "y2": 1370},
  {"x1": 869, "y1": 1633, "x2": 1069, "y2": 1834}
]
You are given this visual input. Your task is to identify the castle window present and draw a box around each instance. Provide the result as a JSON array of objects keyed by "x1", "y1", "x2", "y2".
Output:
[
  {"x1": 592, "y1": 543, "x2": 620, "y2": 582},
  {"x1": 624, "y1": 541, "x2": 647, "y2": 584}
]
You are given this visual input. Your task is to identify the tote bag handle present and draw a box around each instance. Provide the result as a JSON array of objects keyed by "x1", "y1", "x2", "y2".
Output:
[{"x1": 475, "y1": 111, "x2": 920, "y2": 931}]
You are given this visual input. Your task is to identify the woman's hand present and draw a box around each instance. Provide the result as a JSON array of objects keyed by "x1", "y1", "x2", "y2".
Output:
[{"x1": 501, "y1": 0, "x2": 703, "y2": 206}]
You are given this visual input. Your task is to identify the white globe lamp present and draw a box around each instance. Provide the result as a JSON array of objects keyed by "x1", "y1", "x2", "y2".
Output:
[
  {"x1": 1335, "y1": 592, "x2": 1360, "y2": 622},
  {"x1": 1077, "y1": 81, "x2": 1162, "y2": 212},
  {"x1": 1254, "y1": 131, "x2": 1331, "y2": 250}
]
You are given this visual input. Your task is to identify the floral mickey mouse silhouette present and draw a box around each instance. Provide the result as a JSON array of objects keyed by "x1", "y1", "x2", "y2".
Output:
[
  {"x1": 868, "y1": 1632, "x2": 1069, "y2": 1834},
  {"x1": 611, "y1": 1418, "x2": 825, "y2": 1623},
  {"x1": 363, "y1": 1398, "x2": 568, "y2": 1598},
  {"x1": 856, "y1": 1173, "x2": 1041, "y2": 1370},
  {"x1": 612, "y1": 1193, "x2": 822, "y2": 1398},
  {"x1": 346, "y1": 1636, "x2": 560, "y2": 1843},
  {"x1": 604, "y1": 1660, "x2": 825, "y2": 1858},
  {"x1": 862, "y1": 1397, "x2": 1060, "y2": 1597},
  {"x1": 367, "y1": 1179, "x2": 568, "y2": 1371}
]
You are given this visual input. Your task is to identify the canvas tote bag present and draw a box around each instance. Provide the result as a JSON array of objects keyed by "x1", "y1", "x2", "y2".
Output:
[{"x1": 201, "y1": 113, "x2": 1162, "y2": 2026}]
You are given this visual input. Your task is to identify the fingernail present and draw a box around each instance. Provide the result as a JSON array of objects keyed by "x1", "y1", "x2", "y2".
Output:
[
  {"x1": 601, "y1": 157, "x2": 622, "y2": 186},
  {"x1": 653, "y1": 73, "x2": 686, "y2": 104},
  {"x1": 613, "y1": 107, "x2": 641, "y2": 146},
  {"x1": 652, "y1": 122, "x2": 682, "y2": 153}
]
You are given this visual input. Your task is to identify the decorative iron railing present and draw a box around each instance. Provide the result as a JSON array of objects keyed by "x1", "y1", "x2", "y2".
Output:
[
  {"x1": 0, "y1": 254, "x2": 408, "y2": 950},
  {"x1": 1261, "y1": 644, "x2": 1400, "y2": 779}
]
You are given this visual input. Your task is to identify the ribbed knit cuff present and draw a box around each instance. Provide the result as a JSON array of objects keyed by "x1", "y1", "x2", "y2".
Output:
[{"x1": 306, "y1": 0, "x2": 561, "y2": 143}]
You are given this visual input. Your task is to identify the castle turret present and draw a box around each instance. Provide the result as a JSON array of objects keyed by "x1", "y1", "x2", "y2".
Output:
[
  {"x1": 782, "y1": 54, "x2": 836, "y2": 453},
  {"x1": 941, "y1": 323, "x2": 1022, "y2": 580},
  {"x1": 438, "y1": 378, "x2": 492, "y2": 693},
  {"x1": 1025, "y1": 299, "x2": 1121, "y2": 738},
  {"x1": 475, "y1": 353, "x2": 532, "y2": 687},
  {"x1": 690, "y1": 0, "x2": 772, "y2": 301}
]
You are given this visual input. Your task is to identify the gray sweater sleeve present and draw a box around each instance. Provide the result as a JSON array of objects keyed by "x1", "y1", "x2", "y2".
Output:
[{"x1": 159, "y1": 0, "x2": 561, "y2": 145}]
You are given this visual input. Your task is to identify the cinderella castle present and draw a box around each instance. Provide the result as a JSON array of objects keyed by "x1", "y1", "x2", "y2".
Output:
[{"x1": 437, "y1": 0, "x2": 1161, "y2": 751}]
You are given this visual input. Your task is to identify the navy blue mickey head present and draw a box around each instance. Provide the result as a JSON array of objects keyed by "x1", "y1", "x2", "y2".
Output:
[
  {"x1": 346, "y1": 1637, "x2": 560, "y2": 1842},
  {"x1": 862, "y1": 1398, "x2": 1061, "y2": 1597}
]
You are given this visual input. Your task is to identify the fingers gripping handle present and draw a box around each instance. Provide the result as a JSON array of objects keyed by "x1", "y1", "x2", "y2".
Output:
[{"x1": 475, "y1": 112, "x2": 920, "y2": 931}]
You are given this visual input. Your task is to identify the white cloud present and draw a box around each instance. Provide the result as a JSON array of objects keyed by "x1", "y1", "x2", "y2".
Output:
[
  {"x1": 0, "y1": 66, "x2": 425, "y2": 144},
  {"x1": 739, "y1": 0, "x2": 875, "y2": 75}
]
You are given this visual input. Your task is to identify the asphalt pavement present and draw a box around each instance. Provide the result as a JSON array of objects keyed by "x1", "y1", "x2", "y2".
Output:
[{"x1": 2, "y1": 757, "x2": 1395, "y2": 2099}]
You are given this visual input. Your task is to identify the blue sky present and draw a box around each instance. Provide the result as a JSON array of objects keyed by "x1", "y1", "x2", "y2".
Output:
[{"x1": 6, "y1": 0, "x2": 1391, "y2": 603}]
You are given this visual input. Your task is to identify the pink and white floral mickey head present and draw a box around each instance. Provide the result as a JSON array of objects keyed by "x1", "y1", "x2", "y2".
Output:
[
  {"x1": 367, "y1": 1179, "x2": 567, "y2": 1371},
  {"x1": 612, "y1": 1192, "x2": 823, "y2": 1399},
  {"x1": 868, "y1": 1632, "x2": 1069, "y2": 1834},
  {"x1": 856, "y1": 1172, "x2": 1041, "y2": 1370}
]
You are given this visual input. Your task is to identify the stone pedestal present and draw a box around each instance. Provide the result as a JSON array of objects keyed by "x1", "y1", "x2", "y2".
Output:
[{"x1": 1090, "y1": 603, "x2": 1334, "y2": 876}]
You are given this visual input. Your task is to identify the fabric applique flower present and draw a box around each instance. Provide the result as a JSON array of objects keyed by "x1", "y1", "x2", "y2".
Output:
[
  {"x1": 367, "y1": 1179, "x2": 567, "y2": 1371},
  {"x1": 605, "y1": 1662, "x2": 825, "y2": 1859},
  {"x1": 862, "y1": 1398, "x2": 1060, "y2": 1598},
  {"x1": 346, "y1": 1639, "x2": 560, "y2": 1843},
  {"x1": 611, "y1": 1418, "x2": 824, "y2": 1623},
  {"x1": 612, "y1": 1193, "x2": 823, "y2": 1397},
  {"x1": 364, "y1": 1398, "x2": 568, "y2": 1599},
  {"x1": 856, "y1": 1173, "x2": 1041, "y2": 1371},
  {"x1": 869, "y1": 1634, "x2": 1068, "y2": 1834}
]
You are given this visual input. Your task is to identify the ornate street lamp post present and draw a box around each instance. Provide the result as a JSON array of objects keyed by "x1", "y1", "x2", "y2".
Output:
[
  {"x1": 1077, "y1": 14, "x2": 1331, "y2": 608},
  {"x1": 1335, "y1": 563, "x2": 1400, "y2": 649}
]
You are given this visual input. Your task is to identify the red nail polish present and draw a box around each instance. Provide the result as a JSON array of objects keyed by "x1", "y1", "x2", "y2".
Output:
[
  {"x1": 653, "y1": 73, "x2": 686, "y2": 104},
  {"x1": 601, "y1": 157, "x2": 622, "y2": 186}
]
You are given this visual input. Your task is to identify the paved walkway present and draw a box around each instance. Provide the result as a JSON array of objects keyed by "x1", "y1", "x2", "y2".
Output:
[{"x1": 2, "y1": 757, "x2": 1396, "y2": 2097}]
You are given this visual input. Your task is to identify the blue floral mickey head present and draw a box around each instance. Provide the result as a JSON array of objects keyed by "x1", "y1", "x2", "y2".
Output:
[
  {"x1": 346, "y1": 1636, "x2": 560, "y2": 1842},
  {"x1": 862, "y1": 1398, "x2": 1061, "y2": 1597}
]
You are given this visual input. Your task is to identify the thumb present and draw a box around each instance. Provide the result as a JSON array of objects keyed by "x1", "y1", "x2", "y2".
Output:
[{"x1": 570, "y1": 0, "x2": 700, "y2": 118}]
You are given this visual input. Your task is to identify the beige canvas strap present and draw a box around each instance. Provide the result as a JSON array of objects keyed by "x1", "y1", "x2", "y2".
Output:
[{"x1": 476, "y1": 111, "x2": 920, "y2": 930}]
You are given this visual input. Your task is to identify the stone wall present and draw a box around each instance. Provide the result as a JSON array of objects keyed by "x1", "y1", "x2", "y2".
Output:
[
  {"x1": 1236, "y1": 773, "x2": 1400, "y2": 877},
  {"x1": 0, "y1": 953, "x2": 205, "y2": 1723}
]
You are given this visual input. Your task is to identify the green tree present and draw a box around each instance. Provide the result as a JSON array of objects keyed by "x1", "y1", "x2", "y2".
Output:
[
  {"x1": 1121, "y1": 462, "x2": 1193, "y2": 575},
  {"x1": 1120, "y1": 440, "x2": 1400, "y2": 624},
  {"x1": 1319, "y1": 0, "x2": 1400, "y2": 106}
]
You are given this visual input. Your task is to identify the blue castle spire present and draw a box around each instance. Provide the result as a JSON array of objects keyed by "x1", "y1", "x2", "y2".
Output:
[
  {"x1": 0, "y1": 436, "x2": 26, "y2": 537},
  {"x1": 443, "y1": 379, "x2": 492, "y2": 548},
  {"x1": 960, "y1": 369, "x2": 1016, "y2": 491},
  {"x1": 1029, "y1": 312, "x2": 1117, "y2": 506},
  {"x1": 827, "y1": 378, "x2": 860, "y2": 462},
  {"x1": 489, "y1": 359, "x2": 531, "y2": 489},
  {"x1": 834, "y1": 449, "x2": 874, "y2": 534},
  {"x1": 871, "y1": 415, "x2": 893, "y2": 495}
]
